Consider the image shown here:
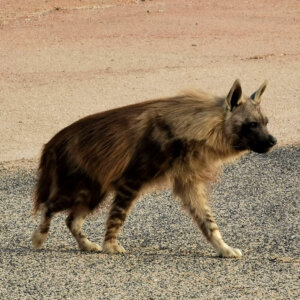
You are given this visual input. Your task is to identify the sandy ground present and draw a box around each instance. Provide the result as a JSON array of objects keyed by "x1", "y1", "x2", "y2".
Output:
[
  {"x1": 0, "y1": 0, "x2": 299, "y2": 162},
  {"x1": 0, "y1": 1, "x2": 299, "y2": 299}
]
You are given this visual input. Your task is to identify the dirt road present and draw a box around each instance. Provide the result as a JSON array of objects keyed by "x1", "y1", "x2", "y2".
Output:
[{"x1": 0, "y1": 0, "x2": 299, "y2": 161}]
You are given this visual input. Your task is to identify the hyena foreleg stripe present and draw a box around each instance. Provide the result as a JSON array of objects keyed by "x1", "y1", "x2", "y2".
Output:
[
  {"x1": 103, "y1": 184, "x2": 140, "y2": 254},
  {"x1": 173, "y1": 179, "x2": 242, "y2": 258}
]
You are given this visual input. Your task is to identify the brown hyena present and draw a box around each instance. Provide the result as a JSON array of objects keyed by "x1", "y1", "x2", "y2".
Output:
[{"x1": 32, "y1": 79, "x2": 276, "y2": 258}]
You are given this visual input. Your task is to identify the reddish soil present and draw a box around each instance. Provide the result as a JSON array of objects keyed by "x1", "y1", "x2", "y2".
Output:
[{"x1": 0, "y1": 0, "x2": 299, "y2": 161}]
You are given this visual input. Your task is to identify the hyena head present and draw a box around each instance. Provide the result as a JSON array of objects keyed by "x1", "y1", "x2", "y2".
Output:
[{"x1": 224, "y1": 79, "x2": 277, "y2": 154}]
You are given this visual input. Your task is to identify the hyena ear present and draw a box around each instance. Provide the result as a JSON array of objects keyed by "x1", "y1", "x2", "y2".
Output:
[
  {"x1": 225, "y1": 79, "x2": 243, "y2": 111},
  {"x1": 250, "y1": 80, "x2": 268, "y2": 104}
]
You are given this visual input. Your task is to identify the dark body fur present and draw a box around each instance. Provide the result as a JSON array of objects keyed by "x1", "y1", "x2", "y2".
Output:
[{"x1": 32, "y1": 80, "x2": 276, "y2": 257}]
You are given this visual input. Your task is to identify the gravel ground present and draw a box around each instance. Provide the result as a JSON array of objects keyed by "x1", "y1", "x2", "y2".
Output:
[{"x1": 0, "y1": 147, "x2": 299, "y2": 299}]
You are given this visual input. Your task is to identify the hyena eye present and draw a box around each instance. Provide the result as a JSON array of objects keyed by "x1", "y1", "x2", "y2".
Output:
[{"x1": 249, "y1": 122, "x2": 258, "y2": 128}]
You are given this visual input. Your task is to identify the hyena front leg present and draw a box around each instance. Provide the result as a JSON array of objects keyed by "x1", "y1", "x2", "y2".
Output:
[
  {"x1": 103, "y1": 181, "x2": 140, "y2": 254},
  {"x1": 66, "y1": 205, "x2": 101, "y2": 252},
  {"x1": 173, "y1": 179, "x2": 242, "y2": 258}
]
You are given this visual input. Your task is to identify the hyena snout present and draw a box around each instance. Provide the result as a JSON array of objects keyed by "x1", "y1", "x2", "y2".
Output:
[
  {"x1": 268, "y1": 135, "x2": 277, "y2": 147},
  {"x1": 251, "y1": 134, "x2": 277, "y2": 153},
  {"x1": 262, "y1": 134, "x2": 277, "y2": 150}
]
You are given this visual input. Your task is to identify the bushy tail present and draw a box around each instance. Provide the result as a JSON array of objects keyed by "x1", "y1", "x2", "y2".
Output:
[{"x1": 33, "y1": 147, "x2": 57, "y2": 216}]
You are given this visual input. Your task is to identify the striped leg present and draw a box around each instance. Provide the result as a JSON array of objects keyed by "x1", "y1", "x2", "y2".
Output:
[
  {"x1": 103, "y1": 182, "x2": 139, "y2": 254},
  {"x1": 174, "y1": 179, "x2": 242, "y2": 258}
]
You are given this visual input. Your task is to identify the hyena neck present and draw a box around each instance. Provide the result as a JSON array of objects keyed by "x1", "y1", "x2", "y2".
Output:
[
  {"x1": 192, "y1": 100, "x2": 244, "y2": 161},
  {"x1": 204, "y1": 121, "x2": 244, "y2": 161},
  {"x1": 168, "y1": 93, "x2": 242, "y2": 161}
]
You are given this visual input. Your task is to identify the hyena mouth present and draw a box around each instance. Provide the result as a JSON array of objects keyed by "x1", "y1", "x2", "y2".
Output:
[
  {"x1": 251, "y1": 146, "x2": 273, "y2": 154},
  {"x1": 250, "y1": 136, "x2": 277, "y2": 154}
]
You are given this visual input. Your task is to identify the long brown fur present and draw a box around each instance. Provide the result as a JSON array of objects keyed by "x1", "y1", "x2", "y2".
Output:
[{"x1": 32, "y1": 79, "x2": 276, "y2": 257}]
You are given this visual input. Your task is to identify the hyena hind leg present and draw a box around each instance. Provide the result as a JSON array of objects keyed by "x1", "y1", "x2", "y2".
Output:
[
  {"x1": 66, "y1": 205, "x2": 101, "y2": 252},
  {"x1": 32, "y1": 205, "x2": 55, "y2": 249},
  {"x1": 174, "y1": 179, "x2": 242, "y2": 258}
]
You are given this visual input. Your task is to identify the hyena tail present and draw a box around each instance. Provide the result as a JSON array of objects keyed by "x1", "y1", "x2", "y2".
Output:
[
  {"x1": 33, "y1": 147, "x2": 57, "y2": 216},
  {"x1": 32, "y1": 148, "x2": 57, "y2": 249}
]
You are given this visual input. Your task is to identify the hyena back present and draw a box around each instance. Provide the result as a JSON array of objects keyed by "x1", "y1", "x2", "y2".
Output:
[{"x1": 32, "y1": 79, "x2": 276, "y2": 257}]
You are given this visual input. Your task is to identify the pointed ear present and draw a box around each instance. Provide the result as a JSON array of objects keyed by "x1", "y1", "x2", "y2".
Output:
[
  {"x1": 250, "y1": 80, "x2": 268, "y2": 104},
  {"x1": 226, "y1": 79, "x2": 243, "y2": 111}
]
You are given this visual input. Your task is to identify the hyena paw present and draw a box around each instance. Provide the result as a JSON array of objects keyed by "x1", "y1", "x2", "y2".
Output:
[
  {"x1": 32, "y1": 230, "x2": 47, "y2": 249},
  {"x1": 102, "y1": 240, "x2": 126, "y2": 254},
  {"x1": 79, "y1": 241, "x2": 102, "y2": 252},
  {"x1": 218, "y1": 246, "x2": 242, "y2": 258}
]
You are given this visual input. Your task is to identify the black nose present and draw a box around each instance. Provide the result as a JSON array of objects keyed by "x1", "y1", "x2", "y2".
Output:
[{"x1": 268, "y1": 135, "x2": 277, "y2": 146}]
